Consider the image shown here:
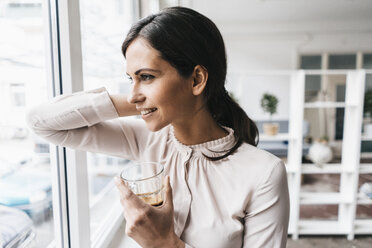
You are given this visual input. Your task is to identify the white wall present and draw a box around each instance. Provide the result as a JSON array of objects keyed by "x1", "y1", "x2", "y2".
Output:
[
  {"x1": 219, "y1": 21, "x2": 372, "y2": 120},
  {"x1": 190, "y1": 0, "x2": 372, "y2": 121},
  {"x1": 223, "y1": 35, "x2": 302, "y2": 120}
]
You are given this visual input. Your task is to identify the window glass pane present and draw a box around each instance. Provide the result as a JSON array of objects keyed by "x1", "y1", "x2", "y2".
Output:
[
  {"x1": 366, "y1": 74, "x2": 372, "y2": 92},
  {"x1": 79, "y1": 0, "x2": 134, "y2": 239},
  {"x1": 362, "y1": 74, "x2": 372, "y2": 152},
  {"x1": 0, "y1": 1, "x2": 55, "y2": 247},
  {"x1": 363, "y1": 54, "x2": 372, "y2": 69},
  {"x1": 328, "y1": 54, "x2": 356, "y2": 69},
  {"x1": 304, "y1": 75, "x2": 321, "y2": 102},
  {"x1": 300, "y1": 55, "x2": 321, "y2": 69}
]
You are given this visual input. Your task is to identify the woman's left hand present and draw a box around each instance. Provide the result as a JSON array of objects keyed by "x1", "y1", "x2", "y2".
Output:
[{"x1": 115, "y1": 175, "x2": 184, "y2": 248}]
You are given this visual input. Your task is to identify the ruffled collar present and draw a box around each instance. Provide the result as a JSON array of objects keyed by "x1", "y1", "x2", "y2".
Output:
[{"x1": 169, "y1": 125, "x2": 237, "y2": 158}]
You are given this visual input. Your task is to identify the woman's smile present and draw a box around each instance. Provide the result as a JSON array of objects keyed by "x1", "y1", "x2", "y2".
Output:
[
  {"x1": 139, "y1": 107, "x2": 158, "y2": 118},
  {"x1": 139, "y1": 107, "x2": 157, "y2": 115}
]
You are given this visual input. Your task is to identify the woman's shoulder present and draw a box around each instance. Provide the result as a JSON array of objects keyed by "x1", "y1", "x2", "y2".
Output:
[
  {"x1": 227, "y1": 143, "x2": 287, "y2": 199},
  {"x1": 229, "y1": 142, "x2": 284, "y2": 174},
  {"x1": 234, "y1": 142, "x2": 282, "y2": 163}
]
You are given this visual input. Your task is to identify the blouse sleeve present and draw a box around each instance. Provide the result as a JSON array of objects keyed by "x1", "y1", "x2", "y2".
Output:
[
  {"x1": 243, "y1": 160, "x2": 290, "y2": 248},
  {"x1": 25, "y1": 87, "x2": 149, "y2": 161}
]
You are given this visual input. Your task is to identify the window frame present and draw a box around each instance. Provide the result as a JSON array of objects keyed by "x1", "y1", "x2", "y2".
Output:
[
  {"x1": 44, "y1": 0, "x2": 91, "y2": 247},
  {"x1": 43, "y1": 0, "x2": 126, "y2": 247},
  {"x1": 43, "y1": 0, "x2": 158, "y2": 246}
]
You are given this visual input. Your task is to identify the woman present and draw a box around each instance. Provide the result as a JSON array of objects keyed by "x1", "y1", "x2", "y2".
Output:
[{"x1": 26, "y1": 7, "x2": 289, "y2": 248}]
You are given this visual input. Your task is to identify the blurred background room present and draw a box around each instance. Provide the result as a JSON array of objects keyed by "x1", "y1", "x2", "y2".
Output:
[{"x1": 0, "y1": 0, "x2": 371, "y2": 247}]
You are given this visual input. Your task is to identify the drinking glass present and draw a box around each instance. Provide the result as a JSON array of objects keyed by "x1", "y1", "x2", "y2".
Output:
[{"x1": 120, "y1": 162, "x2": 164, "y2": 206}]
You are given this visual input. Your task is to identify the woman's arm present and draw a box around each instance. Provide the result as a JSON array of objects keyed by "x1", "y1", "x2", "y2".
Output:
[
  {"x1": 26, "y1": 87, "x2": 148, "y2": 160},
  {"x1": 109, "y1": 94, "x2": 139, "y2": 117},
  {"x1": 243, "y1": 160, "x2": 290, "y2": 248}
]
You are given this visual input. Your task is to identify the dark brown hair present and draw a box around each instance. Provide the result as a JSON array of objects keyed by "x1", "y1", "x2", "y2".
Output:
[{"x1": 122, "y1": 7, "x2": 258, "y2": 160}]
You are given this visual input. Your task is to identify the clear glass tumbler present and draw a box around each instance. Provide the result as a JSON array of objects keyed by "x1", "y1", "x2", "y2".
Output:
[{"x1": 120, "y1": 162, "x2": 164, "y2": 206}]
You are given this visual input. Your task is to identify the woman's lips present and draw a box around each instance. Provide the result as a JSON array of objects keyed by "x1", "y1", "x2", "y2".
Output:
[{"x1": 141, "y1": 108, "x2": 157, "y2": 116}]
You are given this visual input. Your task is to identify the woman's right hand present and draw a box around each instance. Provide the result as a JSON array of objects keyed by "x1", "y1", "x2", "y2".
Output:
[{"x1": 115, "y1": 176, "x2": 184, "y2": 248}]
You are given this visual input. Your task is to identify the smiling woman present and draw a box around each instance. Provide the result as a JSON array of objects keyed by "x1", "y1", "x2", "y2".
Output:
[{"x1": 26, "y1": 6, "x2": 289, "y2": 248}]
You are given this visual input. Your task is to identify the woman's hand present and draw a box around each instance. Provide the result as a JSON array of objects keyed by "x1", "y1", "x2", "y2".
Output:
[{"x1": 115, "y1": 175, "x2": 184, "y2": 248}]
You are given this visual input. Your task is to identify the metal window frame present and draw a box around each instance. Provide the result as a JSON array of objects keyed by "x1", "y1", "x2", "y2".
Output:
[
  {"x1": 44, "y1": 0, "x2": 136, "y2": 247},
  {"x1": 44, "y1": 0, "x2": 90, "y2": 247}
]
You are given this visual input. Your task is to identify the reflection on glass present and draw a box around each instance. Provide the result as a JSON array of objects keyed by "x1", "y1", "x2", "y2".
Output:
[{"x1": 0, "y1": 1, "x2": 54, "y2": 247}]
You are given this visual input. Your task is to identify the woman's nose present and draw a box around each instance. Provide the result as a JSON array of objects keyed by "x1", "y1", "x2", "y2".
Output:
[{"x1": 127, "y1": 84, "x2": 145, "y2": 104}]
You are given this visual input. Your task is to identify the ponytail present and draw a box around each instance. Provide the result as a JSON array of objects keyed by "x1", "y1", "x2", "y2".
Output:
[{"x1": 205, "y1": 90, "x2": 259, "y2": 161}]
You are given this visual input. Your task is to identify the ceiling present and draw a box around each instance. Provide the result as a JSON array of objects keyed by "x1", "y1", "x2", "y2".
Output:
[{"x1": 191, "y1": 0, "x2": 372, "y2": 24}]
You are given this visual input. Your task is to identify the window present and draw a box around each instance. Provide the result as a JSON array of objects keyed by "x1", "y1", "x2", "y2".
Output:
[
  {"x1": 0, "y1": 1, "x2": 55, "y2": 247},
  {"x1": 79, "y1": 0, "x2": 135, "y2": 243},
  {"x1": 328, "y1": 54, "x2": 356, "y2": 69},
  {"x1": 299, "y1": 52, "x2": 371, "y2": 148},
  {"x1": 300, "y1": 55, "x2": 321, "y2": 69},
  {"x1": 299, "y1": 55, "x2": 322, "y2": 102},
  {"x1": 363, "y1": 54, "x2": 372, "y2": 69}
]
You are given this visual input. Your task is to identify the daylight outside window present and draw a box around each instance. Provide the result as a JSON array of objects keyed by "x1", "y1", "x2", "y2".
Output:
[
  {"x1": 0, "y1": 0, "x2": 54, "y2": 247},
  {"x1": 78, "y1": 0, "x2": 137, "y2": 242}
]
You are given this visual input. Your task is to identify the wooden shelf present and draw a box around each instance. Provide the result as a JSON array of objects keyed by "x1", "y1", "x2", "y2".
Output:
[
  {"x1": 298, "y1": 220, "x2": 347, "y2": 234},
  {"x1": 259, "y1": 133, "x2": 292, "y2": 141},
  {"x1": 359, "y1": 164, "x2": 372, "y2": 174},
  {"x1": 300, "y1": 192, "x2": 351, "y2": 205},
  {"x1": 304, "y1": 101, "x2": 349, "y2": 108},
  {"x1": 357, "y1": 192, "x2": 372, "y2": 205},
  {"x1": 354, "y1": 220, "x2": 372, "y2": 234},
  {"x1": 287, "y1": 223, "x2": 296, "y2": 235},
  {"x1": 285, "y1": 166, "x2": 297, "y2": 174},
  {"x1": 252, "y1": 70, "x2": 370, "y2": 238},
  {"x1": 304, "y1": 69, "x2": 351, "y2": 75},
  {"x1": 361, "y1": 135, "x2": 372, "y2": 141},
  {"x1": 360, "y1": 153, "x2": 372, "y2": 159},
  {"x1": 301, "y1": 164, "x2": 343, "y2": 174}
]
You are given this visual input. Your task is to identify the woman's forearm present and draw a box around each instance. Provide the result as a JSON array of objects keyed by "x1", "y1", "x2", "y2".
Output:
[{"x1": 109, "y1": 94, "x2": 139, "y2": 117}]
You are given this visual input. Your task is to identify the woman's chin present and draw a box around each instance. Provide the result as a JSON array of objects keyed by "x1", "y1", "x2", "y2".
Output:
[{"x1": 145, "y1": 122, "x2": 167, "y2": 132}]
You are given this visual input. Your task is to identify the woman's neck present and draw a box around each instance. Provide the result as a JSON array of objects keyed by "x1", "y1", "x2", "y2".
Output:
[{"x1": 172, "y1": 108, "x2": 228, "y2": 146}]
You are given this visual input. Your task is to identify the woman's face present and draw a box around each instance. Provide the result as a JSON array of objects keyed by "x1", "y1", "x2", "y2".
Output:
[{"x1": 126, "y1": 38, "x2": 197, "y2": 131}]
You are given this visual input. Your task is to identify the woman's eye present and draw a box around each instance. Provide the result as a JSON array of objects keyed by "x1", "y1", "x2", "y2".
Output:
[{"x1": 140, "y1": 74, "x2": 154, "y2": 81}]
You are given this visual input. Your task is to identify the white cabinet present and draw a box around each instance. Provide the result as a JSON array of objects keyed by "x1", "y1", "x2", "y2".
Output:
[
  {"x1": 287, "y1": 69, "x2": 372, "y2": 239},
  {"x1": 241, "y1": 69, "x2": 372, "y2": 239}
]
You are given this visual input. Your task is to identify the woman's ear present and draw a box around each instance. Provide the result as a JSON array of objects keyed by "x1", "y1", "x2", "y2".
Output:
[{"x1": 191, "y1": 65, "x2": 208, "y2": 96}]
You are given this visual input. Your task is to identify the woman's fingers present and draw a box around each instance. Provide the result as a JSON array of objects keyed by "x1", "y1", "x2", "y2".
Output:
[
  {"x1": 163, "y1": 175, "x2": 174, "y2": 211},
  {"x1": 114, "y1": 176, "x2": 145, "y2": 210},
  {"x1": 115, "y1": 175, "x2": 177, "y2": 246}
]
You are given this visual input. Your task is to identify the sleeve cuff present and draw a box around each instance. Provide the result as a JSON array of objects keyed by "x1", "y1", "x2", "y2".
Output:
[{"x1": 91, "y1": 88, "x2": 119, "y2": 122}]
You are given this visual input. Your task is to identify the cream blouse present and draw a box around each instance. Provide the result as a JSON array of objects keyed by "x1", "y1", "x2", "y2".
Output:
[{"x1": 26, "y1": 87, "x2": 289, "y2": 248}]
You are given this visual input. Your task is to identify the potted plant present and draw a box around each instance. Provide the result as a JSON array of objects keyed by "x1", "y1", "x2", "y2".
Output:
[{"x1": 260, "y1": 93, "x2": 279, "y2": 136}]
